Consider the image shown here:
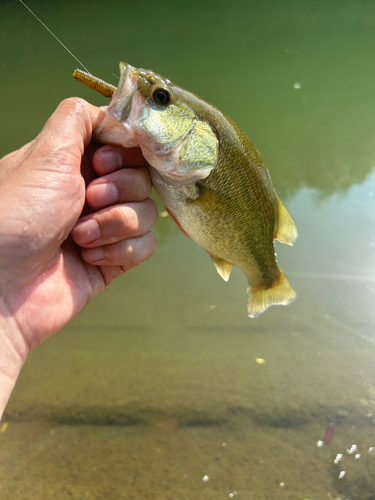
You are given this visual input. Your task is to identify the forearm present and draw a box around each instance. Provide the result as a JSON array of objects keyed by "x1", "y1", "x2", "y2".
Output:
[{"x1": 0, "y1": 311, "x2": 28, "y2": 420}]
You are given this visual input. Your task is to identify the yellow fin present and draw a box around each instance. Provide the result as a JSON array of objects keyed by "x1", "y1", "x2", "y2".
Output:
[
  {"x1": 208, "y1": 253, "x2": 233, "y2": 282},
  {"x1": 275, "y1": 198, "x2": 298, "y2": 246},
  {"x1": 247, "y1": 270, "x2": 296, "y2": 318}
]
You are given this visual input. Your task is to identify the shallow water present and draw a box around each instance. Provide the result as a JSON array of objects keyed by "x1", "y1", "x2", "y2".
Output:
[{"x1": 1, "y1": 1, "x2": 375, "y2": 499}]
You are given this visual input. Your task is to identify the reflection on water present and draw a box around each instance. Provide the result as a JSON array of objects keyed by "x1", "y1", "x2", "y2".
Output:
[{"x1": 1, "y1": 0, "x2": 375, "y2": 499}]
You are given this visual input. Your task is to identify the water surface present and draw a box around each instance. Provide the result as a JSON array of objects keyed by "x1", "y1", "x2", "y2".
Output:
[{"x1": 1, "y1": 1, "x2": 375, "y2": 499}]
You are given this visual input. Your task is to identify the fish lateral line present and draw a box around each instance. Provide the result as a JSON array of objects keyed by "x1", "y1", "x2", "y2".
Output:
[
  {"x1": 19, "y1": 0, "x2": 91, "y2": 74},
  {"x1": 73, "y1": 69, "x2": 116, "y2": 98}
]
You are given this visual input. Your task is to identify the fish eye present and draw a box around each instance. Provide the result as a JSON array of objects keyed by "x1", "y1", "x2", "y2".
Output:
[{"x1": 151, "y1": 87, "x2": 171, "y2": 105}]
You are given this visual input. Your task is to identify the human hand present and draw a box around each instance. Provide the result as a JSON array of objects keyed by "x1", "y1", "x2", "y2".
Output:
[{"x1": 0, "y1": 98, "x2": 157, "y2": 416}]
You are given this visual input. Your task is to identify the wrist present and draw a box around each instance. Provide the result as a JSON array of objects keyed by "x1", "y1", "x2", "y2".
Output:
[{"x1": 0, "y1": 303, "x2": 29, "y2": 420}]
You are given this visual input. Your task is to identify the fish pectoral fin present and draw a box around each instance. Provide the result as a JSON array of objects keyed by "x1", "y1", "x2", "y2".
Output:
[
  {"x1": 247, "y1": 270, "x2": 296, "y2": 318},
  {"x1": 208, "y1": 253, "x2": 233, "y2": 282},
  {"x1": 275, "y1": 197, "x2": 298, "y2": 246}
]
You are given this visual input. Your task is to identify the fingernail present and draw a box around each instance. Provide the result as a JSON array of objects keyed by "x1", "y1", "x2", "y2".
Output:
[
  {"x1": 73, "y1": 219, "x2": 100, "y2": 245},
  {"x1": 98, "y1": 150, "x2": 123, "y2": 173},
  {"x1": 89, "y1": 182, "x2": 118, "y2": 207},
  {"x1": 84, "y1": 246, "x2": 104, "y2": 263}
]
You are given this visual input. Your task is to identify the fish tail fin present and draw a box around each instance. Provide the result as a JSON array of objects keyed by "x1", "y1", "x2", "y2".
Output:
[{"x1": 247, "y1": 270, "x2": 296, "y2": 318}]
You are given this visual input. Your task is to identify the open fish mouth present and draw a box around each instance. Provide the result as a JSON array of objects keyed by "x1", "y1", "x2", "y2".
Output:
[
  {"x1": 94, "y1": 62, "x2": 147, "y2": 149},
  {"x1": 107, "y1": 62, "x2": 138, "y2": 123}
]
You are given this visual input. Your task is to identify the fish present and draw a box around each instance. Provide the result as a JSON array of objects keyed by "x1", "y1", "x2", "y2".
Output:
[{"x1": 92, "y1": 62, "x2": 298, "y2": 317}]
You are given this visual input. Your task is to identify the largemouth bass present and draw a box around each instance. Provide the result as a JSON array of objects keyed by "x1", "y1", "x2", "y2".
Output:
[{"x1": 92, "y1": 62, "x2": 298, "y2": 317}]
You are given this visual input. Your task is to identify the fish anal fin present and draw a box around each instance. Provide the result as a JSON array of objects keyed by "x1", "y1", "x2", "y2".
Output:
[
  {"x1": 208, "y1": 253, "x2": 233, "y2": 282},
  {"x1": 247, "y1": 270, "x2": 296, "y2": 318},
  {"x1": 275, "y1": 197, "x2": 298, "y2": 246}
]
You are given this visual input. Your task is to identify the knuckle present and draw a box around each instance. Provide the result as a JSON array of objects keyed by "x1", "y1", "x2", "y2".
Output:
[
  {"x1": 136, "y1": 232, "x2": 157, "y2": 261},
  {"x1": 55, "y1": 98, "x2": 92, "y2": 139},
  {"x1": 147, "y1": 199, "x2": 159, "y2": 223},
  {"x1": 58, "y1": 97, "x2": 87, "y2": 115},
  {"x1": 101, "y1": 231, "x2": 157, "y2": 269},
  {"x1": 126, "y1": 239, "x2": 141, "y2": 267},
  {"x1": 147, "y1": 231, "x2": 157, "y2": 254},
  {"x1": 117, "y1": 206, "x2": 139, "y2": 233}
]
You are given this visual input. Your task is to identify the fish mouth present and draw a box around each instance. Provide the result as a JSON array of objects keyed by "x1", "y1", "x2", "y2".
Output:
[
  {"x1": 107, "y1": 62, "x2": 138, "y2": 122},
  {"x1": 94, "y1": 62, "x2": 146, "y2": 148}
]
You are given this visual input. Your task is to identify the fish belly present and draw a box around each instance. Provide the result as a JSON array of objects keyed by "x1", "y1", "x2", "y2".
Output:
[{"x1": 150, "y1": 167, "x2": 279, "y2": 289}]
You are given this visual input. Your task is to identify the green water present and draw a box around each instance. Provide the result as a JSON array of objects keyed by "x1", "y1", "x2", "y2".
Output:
[{"x1": 1, "y1": 0, "x2": 375, "y2": 498}]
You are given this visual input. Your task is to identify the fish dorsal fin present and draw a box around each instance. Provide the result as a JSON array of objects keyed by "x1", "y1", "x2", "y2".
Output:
[
  {"x1": 275, "y1": 197, "x2": 298, "y2": 246},
  {"x1": 208, "y1": 253, "x2": 233, "y2": 282}
]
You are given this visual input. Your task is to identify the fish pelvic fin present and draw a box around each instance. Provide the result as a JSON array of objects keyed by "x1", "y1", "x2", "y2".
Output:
[
  {"x1": 208, "y1": 253, "x2": 233, "y2": 282},
  {"x1": 247, "y1": 270, "x2": 296, "y2": 318},
  {"x1": 275, "y1": 197, "x2": 298, "y2": 246}
]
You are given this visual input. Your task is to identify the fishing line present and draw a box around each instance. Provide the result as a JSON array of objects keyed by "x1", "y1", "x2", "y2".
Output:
[{"x1": 19, "y1": 0, "x2": 91, "y2": 74}]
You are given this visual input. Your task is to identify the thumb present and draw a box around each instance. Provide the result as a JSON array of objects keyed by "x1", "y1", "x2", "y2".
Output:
[
  {"x1": 31, "y1": 98, "x2": 107, "y2": 172},
  {"x1": 0, "y1": 98, "x2": 107, "y2": 261}
]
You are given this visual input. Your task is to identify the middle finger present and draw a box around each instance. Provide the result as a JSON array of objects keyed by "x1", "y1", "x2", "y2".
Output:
[{"x1": 86, "y1": 167, "x2": 152, "y2": 209}]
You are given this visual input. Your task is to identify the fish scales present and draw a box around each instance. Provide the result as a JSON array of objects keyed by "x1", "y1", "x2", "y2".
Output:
[
  {"x1": 93, "y1": 62, "x2": 297, "y2": 317},
  {"x1": 175, "y1": 119, "x2": 278, "y2": 287}
]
